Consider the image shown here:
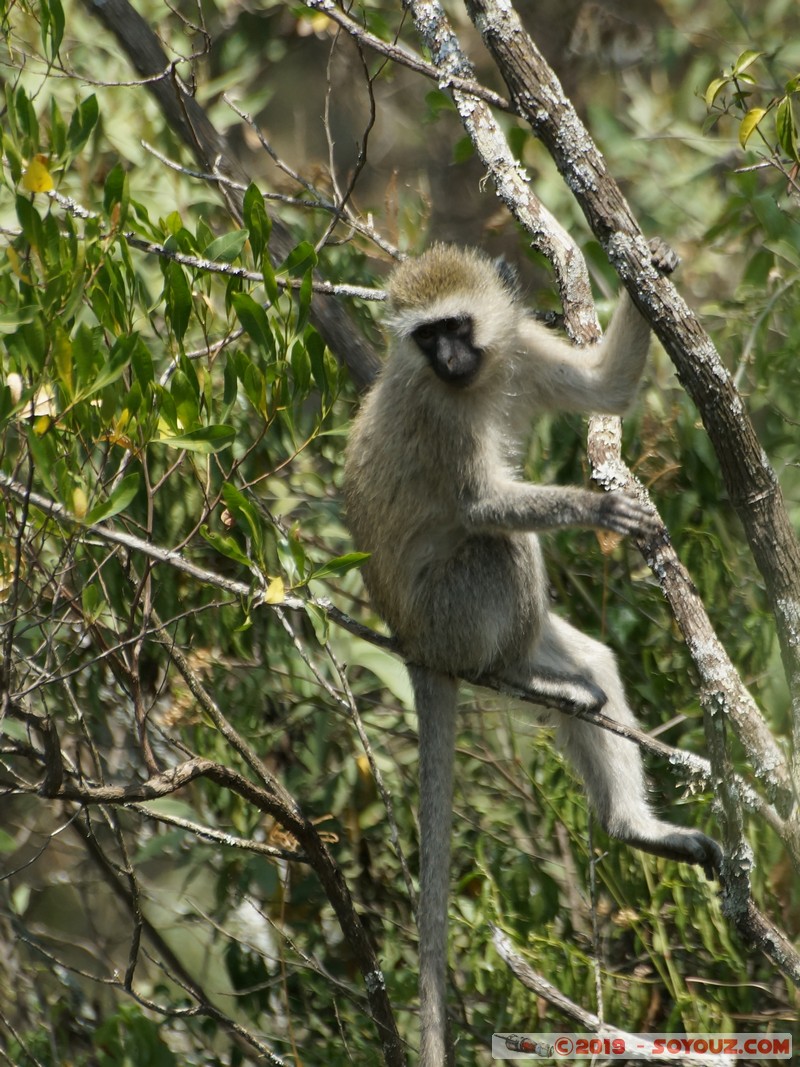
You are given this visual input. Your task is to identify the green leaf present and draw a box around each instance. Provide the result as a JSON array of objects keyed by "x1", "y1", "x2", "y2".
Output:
[
  {"x1": 170, "y1": 369, "x2": 200, "y2": 432},
  {"x1": 304, "y1": 600, "x2": 330, "y2": 644},
  {"x1": 776, "y1": 98, "x2": 799, "y2": 162},
  {"x1": 16, "y1": 194, "x2": 44, "y2": 249},
  {"x1": 739, "y1": 107, "x2": 767, "y2": 148},
  {"x1": 307, "y1": 330, "x2": 336, "y2": 401},
  {"x1": 733, "y1": 50, "x2": 764, "y2": 77},
  {"x1": 74, "y1": 333, "x2": 135, "y2": 401},
  {"x1": 291, "y1": 338, "x2": 311, "y2": 396},
  {"x1": 231, "y1": 291, "x2": 274, "y2": 353},
  {"x1": 221, "y1": 482, "x2": 263, "y2": 554},
  {"x1": 164, "y1": 260, "x2": 192, "y2": 343},
  {"x1": 196, "y1": 217, "x2": 214, "y2": 253},
  {"x1": 308, "y1": 552, "x2": 370, "y2": 583},
  {"x1": 53, "y1": 327, "x2": 73, "y2": 399},
  {"x1": 13, "y1": 86, "x2": 40, "y2": 153},
  {"x1": 71, "y1": 322, "x2": 101, "y2": 388},
  {"x1": 199, "y1": 525, "x2": 252, "y2": 568},
  {"x1": 288, "y1": 530, "x2": 308, "y2": 579},
  {"x1": 163, "y1": 210, "x2": 184, "y2": 238},
  {"x1": 262, "y1": 257, "x2": 279, "y2": 305},
  {"x1": 705, "y1": 76, "x2": 730, "y2": 108},
  {"x1": 242, "y1": 362, "x2": 267, "y2": 416},
  {"x1": 84, "y1": 473, "x2": 140, "y2": 524},
  {"x1": 154, "y1": 424, "x2": 236, "y2": 453},
  {"x1": 296, "y1": 268, "x2": 313, "y2": 334},
  {"x1": 280, "y1": 240, "x2": 317, "y2": 278},
  {"x1": 104, "y1": 163, "x2": 130, "y2": 227},
  {"x1": 243, "y1": 183, "x2": 271, "y2": 268},
  {"x1": 66, "y1": 94, "x2": 99, "y2": 156},
  {"x1": 223, "y1": 352, "x2": 238, "y2": 408},
  {"x1": 2, "y1": 125, "x2": 22, "y2": 186},
  {"x1": 453, "y1": 135, "x2": 474, "y2": 164},
  {"x1": 49, "y1": 96, "x2": 67, "y2": 157},
  {"x1": 41, "y1": 0, "x2": 66, "y2": 60},
  {"x1": 0, "y1": 306, "x2": 39, "y2": 335},
  {"x1": 204, "y1": 229, "x2": 249, "y2": 264},
  {"x1": 9, "y1": 316, "x2": 47, "y2": 372},
  {"x1": 0, "y1": 384, "x2": 13, "y2": 430},
  {"x1": 131, "y1": 337, "x2": 154, "y2": 389},
  {"x1": 424, "y1": 89, "x2": 455, "y2": 121}
]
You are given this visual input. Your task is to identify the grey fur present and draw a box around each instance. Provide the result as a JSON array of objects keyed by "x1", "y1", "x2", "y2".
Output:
[{"x1": 344, "y1": 244, "x2": 719, "y2": 1067}]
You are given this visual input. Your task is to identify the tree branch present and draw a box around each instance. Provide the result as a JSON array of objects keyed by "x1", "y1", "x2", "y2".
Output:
[
  {"x1": 491, "y1": 927, "x2": 738, "y2": 1067},
  {"x1": 10, "y1": 729, "x2": 407, "y2": 1065},
  {"x1": 588, "y1": 418, "x2": 795, "y2": 835}
]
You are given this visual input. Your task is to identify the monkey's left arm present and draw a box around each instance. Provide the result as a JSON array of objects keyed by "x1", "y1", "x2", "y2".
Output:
[{"x1": 465, "y1": 481, "x2": 659, "y2": 539}]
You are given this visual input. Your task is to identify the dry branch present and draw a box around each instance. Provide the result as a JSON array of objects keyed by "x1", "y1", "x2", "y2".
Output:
[{"x1": 491, "y1": 927, "x2": 737, "y2": 1067}]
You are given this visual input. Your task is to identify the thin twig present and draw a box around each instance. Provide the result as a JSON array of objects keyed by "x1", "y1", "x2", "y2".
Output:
[
  {"x1": 46, "y1": 188, "x2": 386, "y2": 300},
  {"x1": 304, "y1": 0, "x2": 513, "y2": 113}
]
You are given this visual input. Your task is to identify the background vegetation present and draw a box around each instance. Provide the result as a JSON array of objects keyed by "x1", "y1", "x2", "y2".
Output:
[{"x1": 1, "y1": 0, "x2": 799, "y2": 1064}]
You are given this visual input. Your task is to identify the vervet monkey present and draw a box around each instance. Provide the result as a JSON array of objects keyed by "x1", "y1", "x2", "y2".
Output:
[{"x1": 344, "y1": 243, "x2": 721, "y2": 1066}]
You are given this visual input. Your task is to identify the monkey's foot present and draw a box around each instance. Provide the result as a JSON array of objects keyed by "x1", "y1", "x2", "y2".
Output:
[{"x1": 614, "y1": 822, "x2": 722, "y2": 881}]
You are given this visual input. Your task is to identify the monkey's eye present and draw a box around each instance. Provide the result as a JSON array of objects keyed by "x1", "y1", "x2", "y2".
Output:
[
  {"x1": 415, "y1": 324, "x2": 437, "y2": 342},
  {"x1": 443, "y1": 316, "x2": 472, "y2": 338}
]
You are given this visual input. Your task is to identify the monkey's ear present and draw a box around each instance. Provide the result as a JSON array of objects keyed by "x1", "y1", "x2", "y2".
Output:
[{"x1": 493, "y1": 256, "x2": 521, "y2": 298}]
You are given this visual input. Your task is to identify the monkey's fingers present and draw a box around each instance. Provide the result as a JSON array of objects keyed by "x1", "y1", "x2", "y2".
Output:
[
  {"x1": 648, "y1": 236, "x2": 680, "y2": 276},
  {"x1": 598, "y1": 492, "x2": 661, "y2": 539}
]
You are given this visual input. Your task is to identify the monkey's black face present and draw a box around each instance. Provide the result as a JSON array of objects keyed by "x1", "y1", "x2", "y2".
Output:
[{"x1": 412, "y1": 315, "x2": 483, "y2": 387}]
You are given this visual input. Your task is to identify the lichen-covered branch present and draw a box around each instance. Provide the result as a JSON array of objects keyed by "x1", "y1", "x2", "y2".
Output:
[{"x1": 588, "y1": 417, "x2": 795, "y2": 836}]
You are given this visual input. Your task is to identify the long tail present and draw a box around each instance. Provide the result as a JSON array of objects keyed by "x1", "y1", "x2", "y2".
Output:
[{"x1": 410, "y1": 666, "x2": 459, "y2": 1067}]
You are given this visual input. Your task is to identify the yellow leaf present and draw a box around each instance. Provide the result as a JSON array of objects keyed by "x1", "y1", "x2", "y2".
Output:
[
  {"x1": 264, "y1": 576, "x2": 285, "y2": 604},
  {"x1": 22, "y1": 156, "x2": 54, "y2": 193},
  {"x1": 33, "y1": 414, "x2": 52, "y2": 436},
  {"x1": 72, "y1": 487, "x2": 88, "y2": 518},
  {"x1": 739, "y1": 107, "x2": 767, "y2": 149}
]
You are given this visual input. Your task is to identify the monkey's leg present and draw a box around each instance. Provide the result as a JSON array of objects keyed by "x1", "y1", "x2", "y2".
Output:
[
  {"x1": 524, "y1": 613, "x2": 722, "y2": 878},
  {"x1": 409, "y1": 665, "x2": 459, "y2": 1067}
]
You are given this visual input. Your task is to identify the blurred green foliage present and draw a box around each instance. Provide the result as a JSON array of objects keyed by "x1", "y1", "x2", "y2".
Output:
[{"x1": 0, "y1": 0, "x2": 798, "y2": 1064}]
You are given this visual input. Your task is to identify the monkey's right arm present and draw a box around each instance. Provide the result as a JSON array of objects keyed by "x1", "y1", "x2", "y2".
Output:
[
  {"x1": 516, "y1": 238, "x2": 679, "y2": 417},
  {"x1": 517, "y1": 296, "x2": 651, "y2": 416},
  {"x1": 466, "y1": 482, "x2": 660, "y2": 539}
]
